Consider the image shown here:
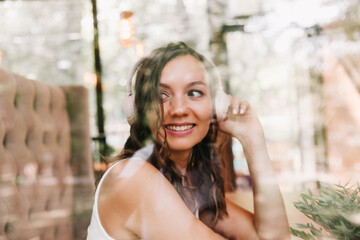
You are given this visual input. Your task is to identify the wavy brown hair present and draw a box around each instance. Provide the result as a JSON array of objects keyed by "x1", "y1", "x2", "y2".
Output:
[{"x1": 117, "y1": 42, "x2": 227, "y2": 226}]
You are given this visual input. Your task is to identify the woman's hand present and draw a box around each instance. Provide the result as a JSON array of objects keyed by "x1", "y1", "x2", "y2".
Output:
[{"x1": 218, "y1": 95, "x2": 264, "y2": 145}]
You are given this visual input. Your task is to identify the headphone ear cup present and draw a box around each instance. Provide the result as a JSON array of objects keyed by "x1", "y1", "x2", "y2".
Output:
[
  {"x1": 214, "y1": 89, "x2": 230, "y2": 120},
  {"x1": 123, "y1": 94, "x2": 136, "y2": 125}
]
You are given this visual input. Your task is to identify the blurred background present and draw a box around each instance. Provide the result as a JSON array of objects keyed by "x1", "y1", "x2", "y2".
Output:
[{"x1": 1, "y1": 0, "x2": 360, "y2": 237}]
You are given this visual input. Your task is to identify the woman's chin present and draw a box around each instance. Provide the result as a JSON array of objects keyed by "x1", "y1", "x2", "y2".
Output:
[
  {"x1": 165, "y1": 136, "x2": 205, "y2": 153},
  {"x1": 168, "y1": 146, "x2": 193, "y2": 152},
  {"x1": 167, "y1": 142, "x2": 197, "y2": 153}
]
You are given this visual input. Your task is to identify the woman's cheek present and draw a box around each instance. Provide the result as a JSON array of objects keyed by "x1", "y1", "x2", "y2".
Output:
[{"x1": 194, "y1": 102, "x2": 213, "y2": 121}]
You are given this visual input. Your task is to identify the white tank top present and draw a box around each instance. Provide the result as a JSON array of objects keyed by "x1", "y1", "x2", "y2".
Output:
[
  {"x1": 87, "y1": 144, "x2": 154, "y2": 240},
  {"x1": 86, "y1": 161, "x2": 120, "y2": 240}
]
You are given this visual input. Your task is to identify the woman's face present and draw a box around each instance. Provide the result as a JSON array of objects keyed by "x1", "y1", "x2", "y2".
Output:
[{"x1": 148, "y1": 54, "x2": 213, "y2": 153}]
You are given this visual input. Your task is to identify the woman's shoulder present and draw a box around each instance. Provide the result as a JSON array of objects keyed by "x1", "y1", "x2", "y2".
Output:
[
  {"x1": 96, "y1": 158, "x2": 164, "y2": 238},
  {"x1": 97, "y1": 157, "x2": 223, "y2": 240},
  {"x1": 103, "y1": 144, "x2": 157, "y2": 182},
  {"x1": 101, "y1": 157, "x2": 160, "y2": 195}
]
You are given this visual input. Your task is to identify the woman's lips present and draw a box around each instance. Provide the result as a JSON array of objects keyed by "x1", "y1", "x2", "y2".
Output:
[{"x1": 164, "y1": 123, "x2": 196, "y2": 136}]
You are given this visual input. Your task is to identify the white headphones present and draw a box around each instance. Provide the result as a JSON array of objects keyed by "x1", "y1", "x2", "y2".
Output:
[
  {"x1": 123, "y1": 56, "x2": 230, "y2": 125},
  {"x1": 123, "y1": 58, "x2": 144, "y2": 125}
]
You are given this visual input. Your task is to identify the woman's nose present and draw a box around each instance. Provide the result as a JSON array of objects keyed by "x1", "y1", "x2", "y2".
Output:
[{"x1": 168, "y1": 96, "x2": 189, "y2": 116}]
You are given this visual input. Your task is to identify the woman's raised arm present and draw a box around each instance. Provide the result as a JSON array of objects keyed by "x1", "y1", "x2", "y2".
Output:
[{"x1": 218, "y1": 97, "x2": 290, "y2": 240}]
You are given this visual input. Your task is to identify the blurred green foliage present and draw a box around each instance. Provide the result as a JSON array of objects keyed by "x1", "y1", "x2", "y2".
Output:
[{"x1": 290, "y1": 182, "x2": 360, "y2": 240}]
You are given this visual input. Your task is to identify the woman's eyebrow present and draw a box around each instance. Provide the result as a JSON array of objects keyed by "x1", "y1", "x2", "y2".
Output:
[
  {"x1": 159, "y1": 83, "x2": 170, "y2": 89},
  {"x1": 159, "y1": 81, "x2": 207, "y2": 89},
  {"x1": 187, "y1": 81, "x2": 207, "y2": 88}
]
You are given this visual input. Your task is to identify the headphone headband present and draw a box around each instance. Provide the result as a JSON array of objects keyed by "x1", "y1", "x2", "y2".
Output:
[{"x1": 126, "y1": 57, "x2": 146, "y2": 96}]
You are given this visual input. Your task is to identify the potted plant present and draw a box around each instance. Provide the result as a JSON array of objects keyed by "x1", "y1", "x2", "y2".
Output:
[{"x1": 289, "y1": 182, "x2": 360, "y2": 240}]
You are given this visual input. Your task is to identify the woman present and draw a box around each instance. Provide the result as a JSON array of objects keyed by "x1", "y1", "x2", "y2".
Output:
[{"x1": 87, "y1": 42, "x2": 290, "y2": 240}]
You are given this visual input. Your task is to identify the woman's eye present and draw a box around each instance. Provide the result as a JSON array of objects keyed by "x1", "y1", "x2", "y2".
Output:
[
  {"x1": 160, "y1": 92, "x2": 169, "y2": 100},
  {"x1": 188, "y1": 90, "x2": 203, "y2": 98}
]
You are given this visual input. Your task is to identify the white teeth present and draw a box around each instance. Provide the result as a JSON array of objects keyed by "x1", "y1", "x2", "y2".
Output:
[{"x1": 166, "y1": 124, "x2": 193, "y2": 131}]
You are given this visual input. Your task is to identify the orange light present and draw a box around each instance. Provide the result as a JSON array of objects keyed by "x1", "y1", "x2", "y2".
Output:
[
  {"x1": 119, "y1": 11, "x2": 135, "y2": 47},
  {"x1": 135, "y1": 40, "x2": 145, "y2": 57},
  {"x1": 83, "y1": 72, "x2": 97, "y2": 86}
]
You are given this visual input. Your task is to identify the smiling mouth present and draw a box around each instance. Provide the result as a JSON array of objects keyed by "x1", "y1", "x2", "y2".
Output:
[{"x1": 165, "y1": 124, "x2": 195, "y2": 131}]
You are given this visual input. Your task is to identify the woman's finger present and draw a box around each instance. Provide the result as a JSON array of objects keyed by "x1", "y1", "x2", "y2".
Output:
[
  {"x1": 230, "y1": 96, "x2": 241, "y2": 115},
  {"x1": 239, "y1": 101, "x2": 249, "y2": 115}
]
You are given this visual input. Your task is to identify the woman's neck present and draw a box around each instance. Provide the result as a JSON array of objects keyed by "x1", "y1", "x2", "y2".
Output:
[{"x1": 170, "y1": 149, "x2": 192, "y2": 175}]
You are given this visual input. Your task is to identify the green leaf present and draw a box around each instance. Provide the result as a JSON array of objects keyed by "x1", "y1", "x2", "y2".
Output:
[{"x1": 289, "y1": 227, "x2": 316, "y2": 240}]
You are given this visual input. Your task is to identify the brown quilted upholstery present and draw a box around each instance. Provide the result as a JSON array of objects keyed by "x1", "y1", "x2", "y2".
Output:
[{"x1": 0, "y1": 68, "x2": 94, "y2": 240}]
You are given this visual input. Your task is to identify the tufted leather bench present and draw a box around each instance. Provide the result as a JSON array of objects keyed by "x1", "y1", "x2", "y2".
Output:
[{"x1": 0, "y1": 68, "x2": 95, "y2": 240}]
